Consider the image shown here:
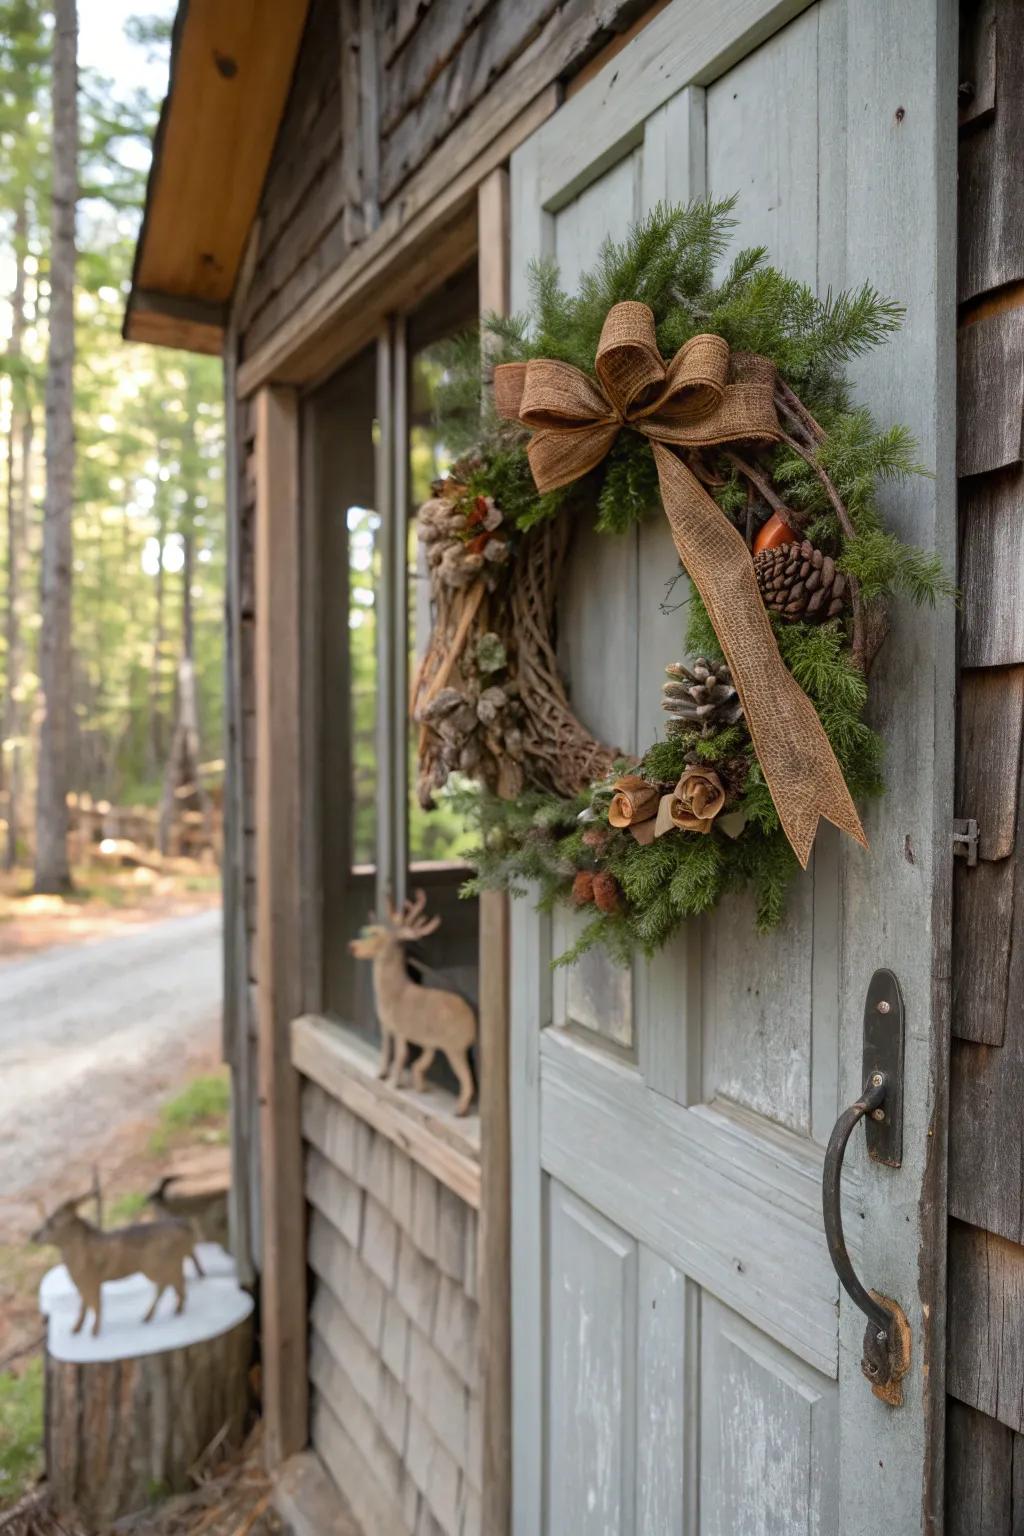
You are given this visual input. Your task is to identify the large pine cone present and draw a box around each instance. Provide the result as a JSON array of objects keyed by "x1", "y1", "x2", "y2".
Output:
[
  {"x1": 754, "y1": 539, "x2": 848, "y2": 622},
  {"x1": 662, "y1": 658, "x2": 743, "y2": 738}
]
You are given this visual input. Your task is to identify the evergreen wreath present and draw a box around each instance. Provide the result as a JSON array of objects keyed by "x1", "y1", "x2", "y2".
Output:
[{"x1": 414, "y1": 199, "x2": 953, "y2": 965}]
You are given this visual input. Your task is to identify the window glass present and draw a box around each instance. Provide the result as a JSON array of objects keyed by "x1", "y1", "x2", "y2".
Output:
[
  {"x1": 407, "y1": 339, "x2": 479, "y2": 865},
  {"x1": 347, "y1": 503, "x2": 380, "y2": 869}
]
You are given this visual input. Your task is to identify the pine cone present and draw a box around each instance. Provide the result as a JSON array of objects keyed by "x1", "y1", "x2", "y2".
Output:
[
  {"x1": 662, "y1": 659, "x2": 743, "y2": 738},
  {"x1": 754, "y1": 539, "x2": 848, "y2": 622},
  {"x1": 592, "y1": 871, "x2": 623, "y2": 915}
]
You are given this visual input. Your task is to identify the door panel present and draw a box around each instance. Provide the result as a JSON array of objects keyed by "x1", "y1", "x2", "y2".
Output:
[
  {"x1": 508, "y1": 0, "x2": 954, "y2": 1530},
  {"x1": 539, "y1": 1028, "x2": 840, "y2": 1377},
  {"x1": 546, "y1": 1185, "x2": 638, "y2": 1535},
  {"x1": 700, "y1": 1297, "x2": 838, "y2": 1536},
  {"x1": 636, "y1": 1250, "x2": 695, "y2": 1536},
  {"x1": 706, "y1": 7, "x2": 821, "y2": 287}
]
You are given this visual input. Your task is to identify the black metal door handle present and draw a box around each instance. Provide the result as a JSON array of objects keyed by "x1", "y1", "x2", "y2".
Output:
[
  {"x1": 821, "y1": 968, "x2": 910, "y2": 1398},
  {"x1": 823, "y1": 1075, "x2": 897, "y2": 1387}
]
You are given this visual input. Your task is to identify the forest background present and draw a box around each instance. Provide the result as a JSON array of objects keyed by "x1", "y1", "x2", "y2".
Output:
[{"x1": 0, "y1": 1, "x2": 223, "y2": 884}]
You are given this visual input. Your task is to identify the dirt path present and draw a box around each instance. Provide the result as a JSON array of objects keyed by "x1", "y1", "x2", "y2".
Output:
[{"x1": 0, "y1": 909, "x2": 222, "y2": 1223}]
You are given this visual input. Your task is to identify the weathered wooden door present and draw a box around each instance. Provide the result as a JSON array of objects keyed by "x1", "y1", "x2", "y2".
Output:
[{"x1": 508, "y1": 3, "x2": 955, "y2": 1532}]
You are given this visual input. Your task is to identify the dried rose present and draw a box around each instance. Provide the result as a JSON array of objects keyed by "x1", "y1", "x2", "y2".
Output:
[
  {"x1": 607, "y1": 775, "x2": 659, "y2": 830},
  {"x1": 666, "y1": 766, "x2": 727, "y2": 834}
]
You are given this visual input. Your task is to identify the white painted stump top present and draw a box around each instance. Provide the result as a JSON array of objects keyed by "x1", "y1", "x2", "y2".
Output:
[{"x1": 40, "y1": 1244, "x2": 253, "y2": 1364}]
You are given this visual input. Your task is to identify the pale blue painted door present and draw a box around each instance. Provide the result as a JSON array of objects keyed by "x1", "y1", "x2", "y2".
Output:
[{"x1": 508, "y1": 2, "x2": 955, "y2": 1532}]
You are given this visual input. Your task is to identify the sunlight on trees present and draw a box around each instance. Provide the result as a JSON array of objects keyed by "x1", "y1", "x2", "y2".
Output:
[{"x1": 0, "y1": 2, "x2": 224, "y2": 871}]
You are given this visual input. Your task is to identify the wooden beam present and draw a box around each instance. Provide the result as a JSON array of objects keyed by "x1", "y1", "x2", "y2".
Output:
[
  {"x1": 477, "y1": 890, "x2": 511, "y2": 1535},
  {"x1": 476, "y1": 173, "x2": 511, "y2": 1535},
  {"x1": 125, "y1": 309, "x2": 224, "y2": 356},
  {"x1": 235, "y1": 85, "x2": 559, "y2": 395},
  {"x1": 477, "y1": 167, "x2": 510, "y2": 322},
  {"x1": 132, "y1": 0, "x2": 310, "y2": 306},
  {"x1": 131, "y1": 287, "x2": 227, "y2": 328},
  {"x1": 255, "y1": 384, "x2": 308, "y2": 1466}
]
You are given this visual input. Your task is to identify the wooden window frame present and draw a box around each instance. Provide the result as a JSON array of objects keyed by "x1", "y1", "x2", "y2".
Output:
[{"x1": 254, "y1": 173, "x2": 512, "y2": 1525}]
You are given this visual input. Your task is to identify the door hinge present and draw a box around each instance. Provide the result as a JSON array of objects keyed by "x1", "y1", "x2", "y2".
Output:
[{"x1": 953, "y1": 817, "x2": 980, "y2": 866}]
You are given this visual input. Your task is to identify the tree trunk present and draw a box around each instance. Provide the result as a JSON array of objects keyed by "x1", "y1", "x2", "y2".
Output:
[
  {"x1": 3, "y1": 198, "x2": 28, "y2": 871},
  {"x1": 158, "y1": 655, "x2": 211, "y2": 855},
  {"x1": 148, "y1": 495, "x2": 167, "y2": 777},
  {"x1": 45, "y1": 1310, "x2": 252, "y2": 1528},
  {"x1": 34, "y1": 0, "x2": 77, "y2": 894},
  {"x1": 158, "y1": 514, "x2": 211, "y2": 855}
]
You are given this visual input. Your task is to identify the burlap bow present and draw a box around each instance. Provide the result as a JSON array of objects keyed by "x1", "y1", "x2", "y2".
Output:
[{"x1": 493, "y1": 301, "x2": 866, "y2": 867}]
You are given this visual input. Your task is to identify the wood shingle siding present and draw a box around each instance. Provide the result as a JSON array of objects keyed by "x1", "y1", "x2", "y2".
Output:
[
  {"x1": 958, "y1": 0, "x2": 1024, "y2": 303},
  {"x1": 948, "y1": 1, "x2": 1024, "y2": 1523},
  {"x1": 303, "y1": 1079, "x2": 483, "y2": 1536}
]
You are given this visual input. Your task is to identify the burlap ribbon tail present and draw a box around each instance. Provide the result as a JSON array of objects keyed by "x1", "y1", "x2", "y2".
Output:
[{"x1": 493, "y1": 301, "x2": 866, "y2": 868}]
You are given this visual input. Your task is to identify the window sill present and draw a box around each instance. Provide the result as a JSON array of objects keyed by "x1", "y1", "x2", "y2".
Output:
[{"x1": 291, "y1": 1014, "x2": 481, "y2": 1208}]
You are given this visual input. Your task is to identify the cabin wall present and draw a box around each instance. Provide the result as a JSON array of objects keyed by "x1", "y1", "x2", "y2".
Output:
[
  {"x1": 222, "y1": 3, "x2": 650, "y2": 1513},
  {"x1": 224, "y1": 0, "x2": 655, "y2": 1283},
  {"x1": 233, "y1": 0, "x2": 650, "y2": 363},
  {"x1": 946, "y1": 1, "x2": 1024, "y2": 1527},
  {"x1": 235, "y1": 0, "x2": 344, "y2": 357},
  {"x1": 303, "y1": 1076, "x2": 483, "y2": 1536}
]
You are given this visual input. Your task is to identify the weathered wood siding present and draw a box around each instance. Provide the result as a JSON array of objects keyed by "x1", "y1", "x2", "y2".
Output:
[
  {"x1": 303, "y1": 1079, "x2": 483, "y2": 1536},
  {"x1": 947, "y1": 1, "x2": 1024, "y2": 1526},
  {"x1": 236, "y1": 0, "x2": 345, "y2": 357},
  {"x1": 376, "y1": 0, "x2": 642, "y2": 205},
  {"x1": 233, "y1": 0, "x2": 648, "y2": 363}
]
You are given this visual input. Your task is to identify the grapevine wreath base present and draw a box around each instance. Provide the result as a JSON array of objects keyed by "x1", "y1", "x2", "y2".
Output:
[{"x1": 411, "y1": 201, "x2": 952, "y2": 964}]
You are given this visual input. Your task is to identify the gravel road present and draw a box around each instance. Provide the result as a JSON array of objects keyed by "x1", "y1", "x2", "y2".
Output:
[{"x1": 0, "y1": 908, "x2": 222, "y2": 1204}]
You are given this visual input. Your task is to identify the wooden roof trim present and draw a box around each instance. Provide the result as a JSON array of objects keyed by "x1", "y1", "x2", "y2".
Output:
[{"x1": 124, "y1": 0, "x2": 310, "y2": 353}]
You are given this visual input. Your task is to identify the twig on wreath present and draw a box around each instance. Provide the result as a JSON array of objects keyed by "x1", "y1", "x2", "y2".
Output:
[
  {"x1": 722, "y1": 450, "x2": 802, "y2": 527},
  {"x1": 777, "y1": 429, "x2": 874, "y2": 672},
  {"x1": 775, "y1": 378, "x2": 826, "y2": 445},
  {"x1": 744, "y1": 481, "x2": 756, "y2": 551}
]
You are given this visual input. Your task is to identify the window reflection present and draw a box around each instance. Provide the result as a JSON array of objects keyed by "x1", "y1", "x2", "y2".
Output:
[
  {"x1": 348, "y1": 504, "x2": 379, "y2": 869},
  {"x1": 407, "y1": 342, "x2": 479, "y2": 865}
]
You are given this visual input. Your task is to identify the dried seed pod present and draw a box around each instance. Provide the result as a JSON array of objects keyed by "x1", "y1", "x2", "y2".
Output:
[
  {"x1": 420, "y1": 687, "x2": 465, "y2": 722},
  {"x1": 572, "y1": 871, "x2": 596, "y2": 906},
  {"x1": 592, "y1": 870, "x2": 624, "y2": 915},
  {"x1": 477, "y1": 686, "x2": 508, "y2": 725}
]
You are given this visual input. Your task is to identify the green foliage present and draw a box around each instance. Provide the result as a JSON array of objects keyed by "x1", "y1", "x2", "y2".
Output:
[
  {"x1": 149, "y1": 1070, "x2": 230, "y2": 1155},
  {"x1": 0, "y1": 1356, "x2": 43, "y2": 1500},
  {"x1": 0, "y1": 6, "x2": 226, "y2": 827},
  {"x1": 839, "y1": 527, "x2": 956, "y2": 605},
  {"x1": 639, "y1": 736, "x2": 688, "y2": 785},
  {"x1": 596, "y1": 436, "x2": 660, "y2": 532}
]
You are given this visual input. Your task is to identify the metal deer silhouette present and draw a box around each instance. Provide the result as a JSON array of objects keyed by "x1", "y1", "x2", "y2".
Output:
[{"x1": 349, "y1": 890, "x2": 476, "y2": 1115}]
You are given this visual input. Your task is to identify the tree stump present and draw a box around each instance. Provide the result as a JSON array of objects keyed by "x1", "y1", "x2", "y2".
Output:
[{"x1": 41, "y1": 1255, "x2": 253, "y2": 1529}]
